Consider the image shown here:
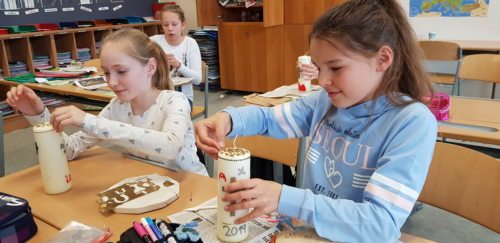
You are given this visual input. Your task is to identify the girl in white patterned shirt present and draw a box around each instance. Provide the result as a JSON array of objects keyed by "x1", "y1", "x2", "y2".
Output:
[{"x1": 6, "y1": 28, "x2": 208, "y2": 176}]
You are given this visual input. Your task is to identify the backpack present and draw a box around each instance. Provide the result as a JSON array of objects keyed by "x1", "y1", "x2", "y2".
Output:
[{"x1": 0, "y1": 192, "x2": 38, "y2": 243}]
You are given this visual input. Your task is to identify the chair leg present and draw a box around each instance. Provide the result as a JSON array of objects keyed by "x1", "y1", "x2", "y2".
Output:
[
  {"x1": 0, "y1": 113, "x2": 4, "y2": 177},
  {"x1": 492, "y1": 83, "x2": 496, "y2": 99}
]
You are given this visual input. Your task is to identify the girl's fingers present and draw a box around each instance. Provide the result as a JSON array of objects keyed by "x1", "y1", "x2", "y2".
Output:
[
  {"x1": 51, "y1": 110, "x2": 70, "y2": 131},
  {"x1": 224, "y1": 179, "x2": 256, "y2": 193},
  {"x1": 225, "y1": 197, "x2": 261, "y2": 212},
  {"x1": 234, "y1": 207, "x2": 266, "y2": 224},
  {"x1": 195, "y1": 128, "x2": 216, "y2": 148}
]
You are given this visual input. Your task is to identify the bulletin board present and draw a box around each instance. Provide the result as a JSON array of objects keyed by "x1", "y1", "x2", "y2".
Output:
[{"x1": 0, "y1": 0, "x2": 155, "y2": 26}]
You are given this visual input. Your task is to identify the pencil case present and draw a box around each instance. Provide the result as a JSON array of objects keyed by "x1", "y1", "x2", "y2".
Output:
[
  {"x1": 427, "y1": 92, "x2": 450, "y2": 121},
  {"x1": 0, "y1": 192, "x2": 38, "y2": 242}
]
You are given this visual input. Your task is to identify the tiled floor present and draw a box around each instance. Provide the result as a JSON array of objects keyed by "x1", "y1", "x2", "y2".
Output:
[{"x1": 3, "y1": 89, "x2": 499, "y2": 242}]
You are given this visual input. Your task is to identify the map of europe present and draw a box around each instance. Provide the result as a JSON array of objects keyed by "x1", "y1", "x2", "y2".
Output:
[{"x1": 409, "y1": 0, "x2": 490, "y2": 17}]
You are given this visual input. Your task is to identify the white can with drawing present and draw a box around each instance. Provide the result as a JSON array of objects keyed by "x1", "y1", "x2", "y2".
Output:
[
  {"x1": 216, "y1": 147, "x2": 251, "y2": 242},
  {"x1": 33, "y1": 123, "x2": 72, "y2": 194},
  {"x1": 298, "y1": 55, "x2": 312, "y2": 91}
]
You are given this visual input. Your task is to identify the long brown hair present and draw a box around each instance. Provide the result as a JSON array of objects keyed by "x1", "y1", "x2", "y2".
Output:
[
  {"x1": 101, "y1": 28, "x2": 173, "y2": 90},
  {"x1": 310, "y1": 0, "x2": 432, "y2": 105}
]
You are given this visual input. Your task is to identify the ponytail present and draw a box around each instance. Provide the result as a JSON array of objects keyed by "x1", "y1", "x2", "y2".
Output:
[{"x1": 149, "y1": 41, "x2": 174, "y2": 90}]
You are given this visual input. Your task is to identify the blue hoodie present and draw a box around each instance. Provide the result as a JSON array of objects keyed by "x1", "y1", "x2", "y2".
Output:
[{"x1": 225, "y1": 90, "x2": 437, "y2": 242}]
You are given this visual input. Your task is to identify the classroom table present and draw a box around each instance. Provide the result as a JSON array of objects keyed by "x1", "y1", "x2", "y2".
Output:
[
  {"x1": 0, "y1": 147, "x2": 434, "y2": 242},
  {"x1": 28, "y1": 218, "x2": 59, "y2": 242},
  {"x1": 445, "y1": 40, "x2": 500, "y2": 52},
  {"x1": 0, "y1": 147, "x2": 216, "y2": 241},
  {"x1": 439, "y1": 97, "x2": 500, "y2": 145}
]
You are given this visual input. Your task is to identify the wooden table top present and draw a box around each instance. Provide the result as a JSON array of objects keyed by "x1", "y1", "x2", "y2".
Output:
[
  {"x1": 447, "y1": 40, "x2": 500, "y2": 51},
  {"x1": 0, "y1": 79, "x2": 115, "y2": 102},
  {"x1": 0, "y1": 147, "x2": 216, "y2": 241},
  {"x1": 0, "y1": 147, "x2": 436, "y2": 242},
  {"x1": 28, "y1": 218, "x2": 59, "y2": 242},
  {"x1": 439, "y1": 97, "x2": 500, "y2": 145}
]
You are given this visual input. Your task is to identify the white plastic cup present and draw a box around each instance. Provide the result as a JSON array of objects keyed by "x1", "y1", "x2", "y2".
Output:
[
  {"x1": 33, "y1": 123, "x2": 72, "y2": 194},
  {"x1": 298, "y1": 55, "x2": 312, "y2": 91},
  {"x1": 216, "y1": 147, "x2": 251, "y2": 242}
]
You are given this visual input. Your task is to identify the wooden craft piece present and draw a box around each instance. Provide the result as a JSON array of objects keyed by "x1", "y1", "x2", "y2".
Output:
[{"x1": 97, "y1": 174, "x2": 179, "y2": 214}]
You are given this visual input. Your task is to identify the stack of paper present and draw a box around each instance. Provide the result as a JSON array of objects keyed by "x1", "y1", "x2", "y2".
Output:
[
  {"x1": 33, "y1": 55, "x2": 52, "y2": 70},
  {"x1": 189, "y1": 29, "x2": 220, "y2": 90},
  {"x1": 9, "y1": 62, "x2": 29, "y2": 76},
  {"x1": 0, "y1": 100, "x2": 14, "y2": 116},
  {"x1": 57, "y1": 52, "x2": 74, "y2": 65},
  {"x1": 77, "y1": 48, "x2": 92, "y2": 62},
  {"x1": 259, "y1": 84, "x2": 322, "y2": 99},
  {"x1": 168, "y1": 197, "x2": 279, "y2": 243}
]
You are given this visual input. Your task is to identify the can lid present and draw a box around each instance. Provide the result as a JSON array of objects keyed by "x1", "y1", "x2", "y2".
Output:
[
  {"x1": 218, "y1": 147, "x2": 250, "y2": 161},
  {"x1": 33, "y1": 123, "x2": 54, "y2": 133}
]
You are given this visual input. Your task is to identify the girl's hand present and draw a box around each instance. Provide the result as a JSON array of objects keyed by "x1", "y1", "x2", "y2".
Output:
[
  {"x1": 222, "y1": 178, "x2": 282, "y2": 224},
  {"x1": 50, "y1": 105, "x2": 86, "y2": 133},
  {"x1": 5, "y1": 85, "x2": 45, "y2": 116},
  {"x1": 194, "y1": 112, "x2": 232, "y2": 158},
  {"x1": 166, "y1": 54, "x2": 181, "y2": 69},
  {"x1": 298, "y1": 63, "x2": 319, "y2": 80}
]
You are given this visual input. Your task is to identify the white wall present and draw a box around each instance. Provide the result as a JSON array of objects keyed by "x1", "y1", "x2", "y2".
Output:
[
  {"x1": 399, "y1": 0, "x2": 500, "y2": 41},
  {"x1": 175, "y1": 0, "x2": 199, "y2": 31}
]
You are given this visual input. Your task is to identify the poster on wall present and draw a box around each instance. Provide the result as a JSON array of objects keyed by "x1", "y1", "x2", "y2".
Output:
[
  {"x1": 0, "y1": 0, "x2": 152, "y2": 26},
  {"x1": 409, "y1": 0, "x2": 490, "y2": 17}
]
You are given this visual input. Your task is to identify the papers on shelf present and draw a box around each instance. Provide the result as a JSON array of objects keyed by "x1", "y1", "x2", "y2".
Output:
[
  {"x1": 73, "y1": 76, "x2": 107, "y2": 90},
  {"x1": 168, "y1": 197, "x2": 279, "y2": 243},
  {"x1": 259, "y1": 84, "x2": 322, "y2": 99}
]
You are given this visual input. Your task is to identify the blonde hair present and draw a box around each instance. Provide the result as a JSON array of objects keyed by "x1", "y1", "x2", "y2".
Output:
[
  {"x1": 161, "y1": 4, "x2": 186, "y2": 23},
  {"x1": 101, "y1": 28, "x2": 173, "y2": 90},
  {"x1": 310, "y1": 0, "x2": 432, "y2": 106}
]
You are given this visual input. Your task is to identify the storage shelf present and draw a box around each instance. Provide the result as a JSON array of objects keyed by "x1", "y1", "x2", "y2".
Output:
[{"x1": 1, "y1": 22, "x2": 163, "y2": 129}]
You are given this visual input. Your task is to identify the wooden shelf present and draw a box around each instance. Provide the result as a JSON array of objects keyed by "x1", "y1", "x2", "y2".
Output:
[{"x1": 223, "y1": 2, "x2": 263, "y2": 8}]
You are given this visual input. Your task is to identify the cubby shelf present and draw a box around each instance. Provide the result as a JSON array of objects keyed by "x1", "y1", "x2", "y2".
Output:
[
  {"x1": 0, "y1": 22, "x2": 163, "y2": 131},
  {"x1": 0, "y1": 22, "x2": 162, "y2": 78}
]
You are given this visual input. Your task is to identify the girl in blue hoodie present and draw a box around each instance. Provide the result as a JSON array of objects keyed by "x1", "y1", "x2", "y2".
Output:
[{"x1": 195, "y1": 0, "x2": 436, "y2": 241}]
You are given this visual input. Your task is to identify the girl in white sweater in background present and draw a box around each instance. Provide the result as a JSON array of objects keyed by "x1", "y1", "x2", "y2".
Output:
[{"x1": 150, "y1": 4, "x2": 202, "y2": 109}]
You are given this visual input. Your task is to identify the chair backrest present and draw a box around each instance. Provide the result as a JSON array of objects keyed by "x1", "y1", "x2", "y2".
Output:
[
  {"x1": 418, "y1": 41, "x2": 462, "y2": 91},
  {"x1": 459, "y1": 54, "x2": 500, "y2": 99},
  {"x1": 459, "y1": 54, "x2": 500, "y2": 84},
  {"x1": 0, "y1": 112, "x2": 4, "y2": 177},
  {"x1": 201, "y1": 60, "x2": 209, "y2": 119},
  {"x1": 419, "y1": 142, "x2": 500, "y2": 233},
  {"x1": 419, "y1": 41, "x2": 461, "y2": 61}
]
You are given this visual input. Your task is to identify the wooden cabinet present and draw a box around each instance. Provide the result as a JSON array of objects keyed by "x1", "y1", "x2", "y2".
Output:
[
  {"x1": 284, "y1": 0, "x2": 347, "y2": 24},
  {"x1": 218, "y1": 23, "x2": 252, "y2": 91},
  {"x1": 219, "y1": 22, "x2": 284, "y2": 93},
  {"x1": 250, "y1": 24, "x2": 285, "y2": 91},
  {"x1": 197, "y1": 0, "x2": 344, "y2": 92},
  {"x1": 284, "y1": 25, "x2": 313, "y2": 85}
]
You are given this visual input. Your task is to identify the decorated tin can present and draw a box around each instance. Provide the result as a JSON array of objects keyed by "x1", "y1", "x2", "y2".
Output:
[
  {"x1": 216, "y1": 147, "x2": 251, "y2": 242},
  {"x1": 33, "y1": 123, "x2": 72, "y2": 194}
]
